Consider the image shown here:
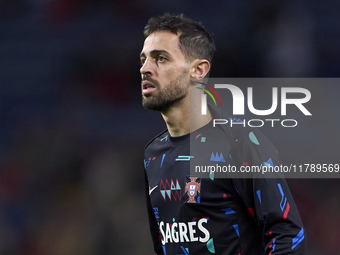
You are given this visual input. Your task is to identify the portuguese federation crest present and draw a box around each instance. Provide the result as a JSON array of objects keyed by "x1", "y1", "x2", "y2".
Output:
[{"x1": 185, "y1": 177, "x2": 201, "y2": 203}]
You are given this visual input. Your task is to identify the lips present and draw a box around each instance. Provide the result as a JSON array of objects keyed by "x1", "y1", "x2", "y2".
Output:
[{"x1": 142, "y1": 80, "x2": 156, "y2": 95}]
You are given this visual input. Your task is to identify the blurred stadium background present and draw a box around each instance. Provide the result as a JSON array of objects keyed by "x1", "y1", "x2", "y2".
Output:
[{"x1": 0, "y1": 0, "x2": 339, "y2": 254}]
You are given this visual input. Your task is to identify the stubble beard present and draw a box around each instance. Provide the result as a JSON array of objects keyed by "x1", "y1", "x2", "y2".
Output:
[{"x1": 142, "y1": 69, "x2": 189, "y2": 112}]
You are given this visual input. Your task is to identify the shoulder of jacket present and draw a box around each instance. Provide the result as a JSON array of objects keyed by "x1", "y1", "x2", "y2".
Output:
[{"x1": 145, "y1": 129, "x2": 168, "y2": 150}]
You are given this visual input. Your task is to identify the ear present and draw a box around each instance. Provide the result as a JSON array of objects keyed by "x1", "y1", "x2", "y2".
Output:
[{"x1": 190, "y1": 59, "x2": 210, "y2": 80}]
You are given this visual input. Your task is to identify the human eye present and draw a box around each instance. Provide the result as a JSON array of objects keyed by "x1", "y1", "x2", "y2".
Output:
[
  {"x1": 157, "y1": 55, "x2": 167, "y2": 63},
  {"x1": 140, "y1": 57, "x2": 146, "y2": 66}
]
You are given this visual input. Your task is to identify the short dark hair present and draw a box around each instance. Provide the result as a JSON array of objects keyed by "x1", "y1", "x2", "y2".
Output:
[{"x1": 143, "y1": 13, "x2": 216, "y2": 63}]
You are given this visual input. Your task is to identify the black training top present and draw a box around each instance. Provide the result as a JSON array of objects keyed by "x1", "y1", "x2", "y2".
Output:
[{"x1": 144, "y1": 105, "x2": 305, "y2": 255}]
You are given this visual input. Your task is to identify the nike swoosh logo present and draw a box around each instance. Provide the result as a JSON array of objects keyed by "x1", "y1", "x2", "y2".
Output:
[{"x1": 149, "y1": 185, "x2": 158, "y2": 195}]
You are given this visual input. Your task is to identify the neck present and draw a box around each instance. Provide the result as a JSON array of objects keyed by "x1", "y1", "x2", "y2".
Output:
[{"x1": 161, "y1": 90, "x2": 212, "y2": 137}]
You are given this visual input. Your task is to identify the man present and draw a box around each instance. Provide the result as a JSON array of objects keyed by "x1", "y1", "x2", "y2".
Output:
[{"x1": 141, "y1": 13, "x2": 305, "y2": 255}]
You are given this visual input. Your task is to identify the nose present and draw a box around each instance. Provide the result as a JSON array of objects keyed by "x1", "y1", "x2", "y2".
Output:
[{"x1": 140, "y1": 57, "x2": 153, "y2": 76}]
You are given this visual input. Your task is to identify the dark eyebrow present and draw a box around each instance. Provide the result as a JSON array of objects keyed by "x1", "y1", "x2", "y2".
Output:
[{"x1": 140, "y1": 50, "x2": 170, "y2": 58}]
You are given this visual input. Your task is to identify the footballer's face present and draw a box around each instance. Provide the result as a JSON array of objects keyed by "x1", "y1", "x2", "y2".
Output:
[{"x1": 140, "y1": 31, "x2": 191, "y2": 112}]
